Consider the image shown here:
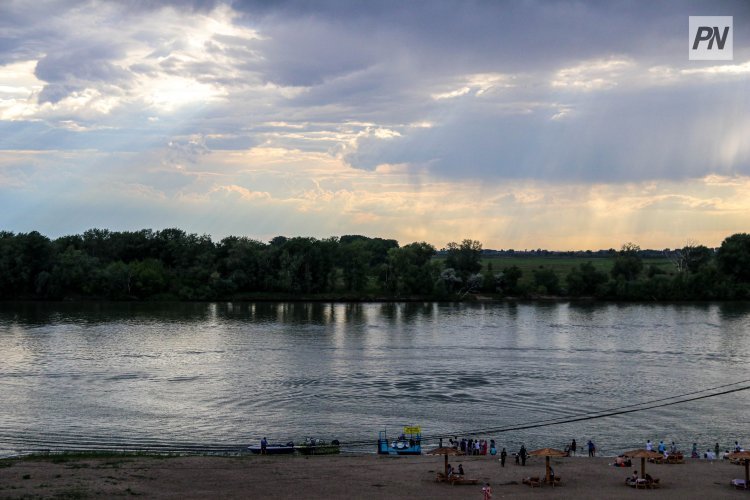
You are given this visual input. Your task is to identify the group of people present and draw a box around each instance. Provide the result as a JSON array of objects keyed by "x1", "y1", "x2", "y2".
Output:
[
  {"x1": 448, "y1": 437, "x2": 496, "y2": 456},
  {"x1": 645, "y1": 439, "x2": 679, "y2": 454},
  {"x1": 611, "y1": 455, "x2": 633, "y2": 467},
  {"x1": 445, "y1": 463, "x2": 465, "y2": 478},
  {"x1": 625, "y1": 469, "x2": 655, "y2": 487},
  {"x1": 646, "y1": 439, "x2": 744, "y2": 460},
  {"x1": 444, "y1": 436, "x2": 745, "y2": 465},
  {"x1": 689, "y1": 440, "x2": 744, "y2": 460},
  {"x1": 565, "y1": 438, "x2": 596, "y2": 457},
  {"x1": 447, "y1": 437, "x2": 597, "y2": 465},
  {"x1": 444, "y1": 463, "x2": 494, "y2": 499},
  {"x1": 562, "y1": 438, "x2": 596, "y2": 457}
]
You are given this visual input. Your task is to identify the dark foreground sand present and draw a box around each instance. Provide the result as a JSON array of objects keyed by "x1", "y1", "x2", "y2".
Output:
[{"x1": 0, "y1": 453, "x2": 746, "y2": 499}]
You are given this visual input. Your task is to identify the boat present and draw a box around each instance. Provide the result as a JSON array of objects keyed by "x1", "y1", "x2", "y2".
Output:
[
  {"x1": 248, "y1": 441, "x2": 295, "y2": 455},
  {"x1": 377, "y1": 426, "x2": 422, "y2": 455},
  {"x1": 296, "y1": 437, "x2": 341, "y2": 455}
]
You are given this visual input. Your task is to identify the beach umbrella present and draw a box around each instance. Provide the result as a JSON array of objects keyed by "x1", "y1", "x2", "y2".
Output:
[
  {"x1": 427, "y1": 447, "x2": 464, "y2": 477},
  {"x1": 623, "y1": 449, "x2": 663, "y2": 479},
  {"x1": 729, "y1": 451, "x2": 750, "y2": 485},
  {"x1": 529, "y1": 448, "x2": 567, "y2": 483}
]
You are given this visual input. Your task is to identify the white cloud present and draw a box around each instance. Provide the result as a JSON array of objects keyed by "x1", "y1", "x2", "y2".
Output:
[
  {"x1": 551, "y1": 57, "x2": 634, "y2": 91},
  {"x1": 211, "y1": 184, "x2": 271, "y2": 201}
]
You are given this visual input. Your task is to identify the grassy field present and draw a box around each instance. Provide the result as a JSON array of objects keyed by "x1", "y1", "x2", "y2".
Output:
[{"x1": 454, "y1": 255, "x2": 675, "y2": 286}]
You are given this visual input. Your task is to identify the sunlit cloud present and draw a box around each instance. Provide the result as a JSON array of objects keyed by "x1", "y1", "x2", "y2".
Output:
[{"x1": 551, "y1": 58, "x2": 634, "y2": 91}]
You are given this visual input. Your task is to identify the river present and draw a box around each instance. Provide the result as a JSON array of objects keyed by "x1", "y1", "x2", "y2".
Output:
[{"x1": 1, "y1": 301, "x2": 748, "y2": 457}]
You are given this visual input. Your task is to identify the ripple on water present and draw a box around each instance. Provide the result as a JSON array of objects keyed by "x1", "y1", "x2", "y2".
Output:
[{"x1": 1, "y1": 301, "x2": 749, "y2": 455}]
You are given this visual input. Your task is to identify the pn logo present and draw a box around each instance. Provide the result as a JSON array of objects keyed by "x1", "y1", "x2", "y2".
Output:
[{"x1": 689, "y1": 16, "x2": 733, "y2": 60}]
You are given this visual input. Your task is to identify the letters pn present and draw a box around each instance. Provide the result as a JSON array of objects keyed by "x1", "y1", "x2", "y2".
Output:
[{"x1": 692, "y1": 26, "x2": 730, "y2": 50}]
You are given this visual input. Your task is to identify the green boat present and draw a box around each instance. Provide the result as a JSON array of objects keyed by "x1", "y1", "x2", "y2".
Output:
[{"x1": 296, "y1": 437, "x2": 341, "y2": 455}]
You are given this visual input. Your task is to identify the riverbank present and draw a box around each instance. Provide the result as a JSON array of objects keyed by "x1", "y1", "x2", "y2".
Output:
[{"x1": 0, "y1": 453, "x2": 745, "y2": 499}]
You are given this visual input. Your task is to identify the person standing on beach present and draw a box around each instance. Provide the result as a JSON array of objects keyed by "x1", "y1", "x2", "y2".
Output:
[
  {"x1": 570, "y1": 439, "x2": 577, "y2": 456},
  {"x1": 261, "y1": 437, "x2": 268, "y2": 455},
  {"x1": 587, "y1": 440, "x2": 596, "y2": 457},
  {"x1": 519, "y1": 445, "x2": 527, "y2": 466},
  {"x1": 482, "y1": 482, "x2": 493, "y2": 500},
  {"x1": 500, "y1": 447, "x2": 507, "y2": 467},
  {"x1": 646, "y1": 440, "x2": 653, "y2": 451},
  {"x1": 715, "y1": 442, "x2": 720, "y2": 457}
]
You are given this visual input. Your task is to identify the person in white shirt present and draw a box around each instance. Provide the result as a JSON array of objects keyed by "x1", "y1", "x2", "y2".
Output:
[
  {"x1": 706, "y1": 449, "x2": 716, "y2": 460},
  {"x1": 646, "y1": 440, "x2": 653, "y2": 451}
]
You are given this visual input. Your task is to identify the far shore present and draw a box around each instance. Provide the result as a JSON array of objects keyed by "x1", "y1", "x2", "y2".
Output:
[
  {"x1": 2, "y1": 296, "x2": 744, "y2": 304},
  {"x1": 0, "y1": 453, "x2": 746, "y2": 499}
]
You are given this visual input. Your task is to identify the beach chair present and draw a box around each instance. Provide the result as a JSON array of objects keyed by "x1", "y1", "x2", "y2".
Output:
[
  {"x1": 634, "y1": 479, "x2": 649, "y2": 489},
  {"x1": 522, "y1": 477, "x2": 541, "y2": 487},
  {"x1": 730, "y1": 479, "x2": 747, "y2": 489},
  {"x1": 546, "y1": 476, "x2": 561, "y2": 487},
  {"x1": 450, "y1": 477, "x2": 479, "y2": 486}
]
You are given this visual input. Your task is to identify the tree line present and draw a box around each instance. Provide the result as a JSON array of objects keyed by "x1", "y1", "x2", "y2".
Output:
[{"x1": 0, "y1": 229, "x2": 748, "y2": 301}]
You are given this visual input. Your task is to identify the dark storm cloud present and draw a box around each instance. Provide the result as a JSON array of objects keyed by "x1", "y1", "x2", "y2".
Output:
[
  {"x1": 231, "y1": 0, "x2": 750, "y2": 75},
  {"x1": 347, "y1": 80, "x2": 750, "y2": 182}
]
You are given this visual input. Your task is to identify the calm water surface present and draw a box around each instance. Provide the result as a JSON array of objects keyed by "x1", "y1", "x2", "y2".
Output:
[{"x1": 1, "y1": 301, "x2": 749, "y2": 457}]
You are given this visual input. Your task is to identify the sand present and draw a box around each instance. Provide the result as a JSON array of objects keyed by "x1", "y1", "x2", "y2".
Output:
[{"x1": 0, "y1": 453, "x2": 746, "y2": 499}]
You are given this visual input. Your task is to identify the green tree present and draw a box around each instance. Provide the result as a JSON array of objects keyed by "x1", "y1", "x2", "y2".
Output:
[
  {"x1": 674, "y1": 242, "x2": 714, "y2": 274},
  {"x1": 217, "y1": 236, "x2": 268, "y2": 292},
  {"x1": 339, "y1": 240, "x2": 372, "y2": 292},
  {"x1": 95, "y1": 261, "x2": 133, "y2": 299},
  {"x1": 566, "y1": 261, "x2": 608, "y2": 296},
  {"x1": 498, "y1": 265, "x2": 523, "y2": 296},
  {"x1": 532, "y1": 267, "x2": 560, "y2": 295},
  {"x1": 383, "y1": 242, "x2": 437, "y2": 296},
  {"x1": 717, "y1": 233, "x2": 750, "y2": 283},
  {"x1": 130, "y1": 259, "x2": 168, "y2": 298},
  {"x1": 445, "y1": 239, "x2": 483, "y2": 278},
  {"x1": 49, "y1": 246, "x2": 98, "y2": 298},
  {"x1": 611, "y1": 243, "x2": 643, "y2": 281}
]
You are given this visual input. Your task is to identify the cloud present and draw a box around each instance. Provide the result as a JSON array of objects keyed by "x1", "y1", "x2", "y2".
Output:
[
  {"x1": 551, "y1": 58, "x2": 634, "y2": 91},
  {"x1": 1, "y1": 0, "x2": 749, "y2": 249},
  {"x1": 343, "y1": 74, "x2": 750, "y2": 182},
  {"x1": 211, "y1": 184, "x2": 271, "y2": 200}
]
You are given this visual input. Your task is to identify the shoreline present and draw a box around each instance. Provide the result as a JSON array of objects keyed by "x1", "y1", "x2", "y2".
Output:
[
  {"x1": 2, "y1": 297, "x2": 745, "y2": 304},
  {"x1": 0, "y1": 453, "x2": 745, "y2": 499}
]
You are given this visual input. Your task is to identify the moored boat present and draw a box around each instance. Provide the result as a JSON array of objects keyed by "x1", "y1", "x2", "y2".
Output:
[
  {"x1": 377, "y1": 426, "x2": 421, "y2": 455},
  {"x1": 296, "y1": 437, "x2": 340, "y2": 455},
  {"x1": 248, "y1": 441, "x2": 295, "y2": 454}
]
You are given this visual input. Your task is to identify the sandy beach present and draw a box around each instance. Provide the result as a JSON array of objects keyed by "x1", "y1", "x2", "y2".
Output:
[{"x1": 0, "y1": 453, "x2": 746, "y2": 499}]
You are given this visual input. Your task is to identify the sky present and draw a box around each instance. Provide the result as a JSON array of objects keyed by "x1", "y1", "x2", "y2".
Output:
[{"x1": 1, "y1": 0, "x2": 749, "y2": 250}]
